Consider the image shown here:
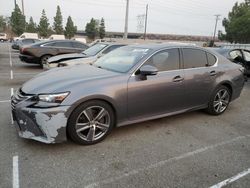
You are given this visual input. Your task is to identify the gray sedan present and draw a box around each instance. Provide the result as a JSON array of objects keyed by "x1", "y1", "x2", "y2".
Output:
[{"x1": 11, "y1": 44, "x2": 245, "y2": 145}]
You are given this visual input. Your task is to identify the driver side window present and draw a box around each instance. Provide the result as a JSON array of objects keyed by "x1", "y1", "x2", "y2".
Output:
[{"x1": 144, "y1": 49, "x2": 180, "y2": 71}]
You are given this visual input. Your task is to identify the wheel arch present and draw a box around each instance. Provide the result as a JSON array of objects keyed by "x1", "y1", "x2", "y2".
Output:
[{"x1": 66, "y1": 96, "x2": 118, "y2": 126}]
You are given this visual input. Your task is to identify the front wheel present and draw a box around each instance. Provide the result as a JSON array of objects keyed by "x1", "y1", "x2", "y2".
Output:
[
  {"x1": 206, "y1": 85, "x2": 231, "y2": 115},
  {"x1": 40, "y1": 55, "x2": 51, "y2": 68},
  {"x1": 67, "y1": 100, "x2": 115, "y2": 145}
]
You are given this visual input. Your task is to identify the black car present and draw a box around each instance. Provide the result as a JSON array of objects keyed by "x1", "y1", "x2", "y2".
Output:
[
  {"x1": 12, "y1": 38, "x2": 40, "y2": 50},
  {"x1": 19, "y1": 40, "x2": 89, "y2": 67},
  {"x1": 214, "y1": 47, "x2": 250, "y2": 75}
]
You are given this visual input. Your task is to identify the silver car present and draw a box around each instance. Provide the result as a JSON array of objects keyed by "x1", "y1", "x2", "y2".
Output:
[{"x1": 11, "y1": 44, "x2": 245, "y2": 145}]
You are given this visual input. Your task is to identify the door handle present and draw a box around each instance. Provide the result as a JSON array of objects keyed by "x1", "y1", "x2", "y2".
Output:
[
  {"x1": 173, "y1": 75, "x2": 184, "y2": 82},
  {"x1": 210, "y1": 70, "x2": 217, "y2": 76}
]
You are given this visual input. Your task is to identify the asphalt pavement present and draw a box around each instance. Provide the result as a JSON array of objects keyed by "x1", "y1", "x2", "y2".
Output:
[{"x1": 0, "y1": 42, "x2": 249, "y2": 188}]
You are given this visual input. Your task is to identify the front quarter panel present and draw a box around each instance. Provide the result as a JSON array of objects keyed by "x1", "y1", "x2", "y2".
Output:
[{"x1": 62, "y1": 74, "x2": 130, "y2": 125}]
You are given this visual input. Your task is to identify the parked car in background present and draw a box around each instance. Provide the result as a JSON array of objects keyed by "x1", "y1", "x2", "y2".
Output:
[
  {"x1": 46, "y1": 43, "x2": 126, "y2": 68},
  {"x1": 11, "y1": 38, "x2": 40, "y2": 50},
  {"x1": 213, "y1": 47, "x2": 250, "y2": 75},
  {"x1": 48, "y1": 34, "x2": 65, "y2": 40},
  {"x1": 0, "y1": 33, "x2": 7, "y2": 42},
  {"x1": 11, "y1": 44, "x2": 245, "y2": 145},
  {"x1": 14, "y1": 32, "x2": 39, "y2": 41},
  {"x1": 19, "y1": 39, "x2": 89, "y2": 67}
]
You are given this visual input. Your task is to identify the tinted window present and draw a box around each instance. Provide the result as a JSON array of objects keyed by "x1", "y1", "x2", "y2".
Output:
[
  {"x1": 83, "y1": 43, "x2": 108, "y2": 56},
  {"x1": 43, "y1": 42, "x2": 55, "y2": 47},
  {"x1": 183, "y1": 48, "x2": 207, "y2": 68},
  {"x1": 22, "y1": 39, "x2": 33, "y2": 44},
  {"x1": 145, "y1": 49, "x2": 180, "y2": 71},
  {"x1": 72, "y1": 42, "x2": 87, "y2": 49},
  {"x1": 206, "y1": 52, "x2": 217, "y2": 66},
  {"x1": 102, "y1": 45, "x2": 125, "y2": 54},
  {"x1": 54, "y1": 42, "x2": 73, "y2": 48},
  {"x1": 243, "y1": 50, "x2": 250, "y2": 61}
]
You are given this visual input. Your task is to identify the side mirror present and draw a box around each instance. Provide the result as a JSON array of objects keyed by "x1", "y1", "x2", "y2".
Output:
[{"x1": 140, "y1": 65, "x2": 158, "y2": 76}]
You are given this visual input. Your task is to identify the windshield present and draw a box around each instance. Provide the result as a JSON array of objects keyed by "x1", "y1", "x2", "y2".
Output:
[
  {"x1": 82, "y1": 43, "x2": 107, "y2": 56},
  {"x1": 94, "y1": 46, "x2": 152, "y2": 73}
]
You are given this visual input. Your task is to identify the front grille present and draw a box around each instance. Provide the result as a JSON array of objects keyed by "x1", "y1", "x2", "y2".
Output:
[{"x1": 11, "y1": 89, "x2": 34, "y2": 110}]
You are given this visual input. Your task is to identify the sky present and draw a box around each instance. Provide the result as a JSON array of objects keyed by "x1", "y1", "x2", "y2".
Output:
[{"x1": 0, "y1": 0, "x2": 245, "y2": 36}]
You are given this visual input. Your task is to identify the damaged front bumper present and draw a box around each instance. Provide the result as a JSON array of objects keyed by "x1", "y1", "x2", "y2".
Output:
[{"x1": 11, "y1": 90, "x2": 70, "y2": 144}]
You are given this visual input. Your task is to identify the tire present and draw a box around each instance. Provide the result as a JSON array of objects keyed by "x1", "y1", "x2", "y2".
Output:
[
  {"x1": 40, "y1": 55, "x2": 51, "y2": 68},
  {"x1": 206, "y1": 85, "x2": 231, "y2": 115},
  {"x1": 67, "y1": 100, "x2": 115, "y2": 145}
]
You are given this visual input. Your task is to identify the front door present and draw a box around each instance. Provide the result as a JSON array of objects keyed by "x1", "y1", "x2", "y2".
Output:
[{"x1": 127, "y1": 48, "x2": 186, "y2": 120}]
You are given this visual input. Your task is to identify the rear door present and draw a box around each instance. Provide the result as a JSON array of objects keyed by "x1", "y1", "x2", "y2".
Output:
[
  {"x1": 128, "y1": 48, "x2": 186, "y2": 120},
  {"x1": 181, "y1": 48, "x2": 217, "y2": 108},
  {"x1": 54, "y1": 41, "x2": 76, "y2": 54}
]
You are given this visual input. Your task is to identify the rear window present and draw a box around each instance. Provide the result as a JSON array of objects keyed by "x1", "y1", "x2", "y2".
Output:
[
  {"x1": 183, "y1": 48, "x2": 207, "y2": 68},
  {"x1": 206, "y1": 52, "x2": 217, "y2": 66},
  {"x1": 54, "y1": 42, "x2": 73, "y2": 48}
]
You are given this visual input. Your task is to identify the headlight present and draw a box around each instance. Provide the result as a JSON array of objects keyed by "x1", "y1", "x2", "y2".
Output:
[{"x1": 38, "y1": 92, "x2": 70, "y2": 103}]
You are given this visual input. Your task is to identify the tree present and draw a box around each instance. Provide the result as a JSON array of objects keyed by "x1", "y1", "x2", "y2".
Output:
[
  {"x1": 10, "y1": 5, "x2": 26, "y2": 35},
  {"x1": 0, "y1": 16, "x2": 7, "y2": 32},
  {"x1": 38, "y1": 9, "x2": 50, "y2": 38},
  {"x1": 64, "y1": 16, "x2": 77, "y2": 39},
  {"x1": 99, "y1": 17, "x2": 105, "y2": 39},
  {"x1": 53, "y1": 5, "x2": 63, "y2": 34},
  {"x1": 26, "y1": 17, "x2": 37, "y2": 33},
  {"x1": 221, "y1": 0, "x2": 250, "y2": 43},
  {"x1": 85, "y1": 18, "x2": 99, "y2": 40}
]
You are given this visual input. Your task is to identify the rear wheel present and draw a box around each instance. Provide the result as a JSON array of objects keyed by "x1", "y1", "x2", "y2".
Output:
[
  {"x1": 40, "y1": 55, "x2": 51, "y2": 68},
  {"x1": 206, "y1": 85, "x2": 231, "y2": 115},
  {"x1": 67, "y1": 100, "x2": 115, "y2": 145}
]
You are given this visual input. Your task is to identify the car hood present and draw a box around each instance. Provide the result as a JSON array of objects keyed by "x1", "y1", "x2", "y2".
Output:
[
  {"x1": 48, "y1": 53, "x2": 87, "y2": 64},
  {"x1": 22, "y1": 64, "x2": 120, "y2": 94}
]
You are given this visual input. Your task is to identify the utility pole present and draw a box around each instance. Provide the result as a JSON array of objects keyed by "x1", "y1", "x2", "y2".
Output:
[
  {"x1": 14, "y1": 0, "x2": 16, "y2": 7},
  {"x1": 21, "y1": 0, "x2": 25, "y2": 15},
  {"x1": 143, "y1": 4, "x2": 148, "y2": 40},
  {"x1": 124, "y1": 0, "x2": 129, "y2": 39},
  {"x1": 212, "y1": 14, "x2": 221, "y2": 45}
]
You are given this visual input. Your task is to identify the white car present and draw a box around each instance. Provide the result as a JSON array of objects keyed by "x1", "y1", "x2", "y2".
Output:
[
  {"x1": 0, "y1": 33, "x2": 7, "y2": 42},
  {"x1": 45, "y1": 43, "x2": 126, "y2": 69}
]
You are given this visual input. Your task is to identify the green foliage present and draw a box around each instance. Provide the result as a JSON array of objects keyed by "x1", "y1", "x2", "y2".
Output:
[
  {"x1": 222, "y1": 0, "x2": 250, "y2": 43},
  {"x1": 0, "y1": 16, "x2": 7, "y2": 32},
  {"x1": 53, "y1": 5, "x2": 63, "y2": 34},
  {"x1": 38, "y1": 9, "x2": 50, "y2": 38},
  {"x1": 10, "y1": 5, "x2": 26, "y2": 35},
  {"x1": 99, "y1": 17, "x2": 105, "y2": 39},
  {"x1": 26, "y1": 17, "x2": 37, "y2": 33},
  {"x1": 64, "y1": 16, "x2": 77, "y2": 39},
  {"x1": 85, "y1": 18, "x2": 99, "y2": 40}
]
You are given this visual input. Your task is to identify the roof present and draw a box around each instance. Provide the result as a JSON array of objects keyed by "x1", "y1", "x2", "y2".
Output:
[{"x1": 128, "y1": 42, "x2": 198, "y2": 50}]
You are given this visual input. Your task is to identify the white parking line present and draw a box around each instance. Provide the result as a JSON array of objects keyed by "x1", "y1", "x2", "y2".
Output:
[
  {"x1": 10, "y1": 70, "x2": 13, "y2": 79},
  {"x1": 9, "y1": 44, "x2": 12, "y2": 67},
  {"x1": 0, "y1": 100, "x2": 10, "y2": 103},
  {"x1": 210, "y1": 168, "x2": 250, "y2": 188},
  {"x1": 13, "y1": 156, "x2": 19, "y2": 188},
  {"x1": 85, "y1": 135, "x2": 250, "y2": 188}
]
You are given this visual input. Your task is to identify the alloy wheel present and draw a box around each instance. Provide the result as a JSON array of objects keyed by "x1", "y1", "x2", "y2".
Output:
[
  {"x1": 75, "y1": 106, "x2": 111, "y2": 142},
  {"x1": 213, "y1": 89, "x2": 230, "y2": 113}
]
